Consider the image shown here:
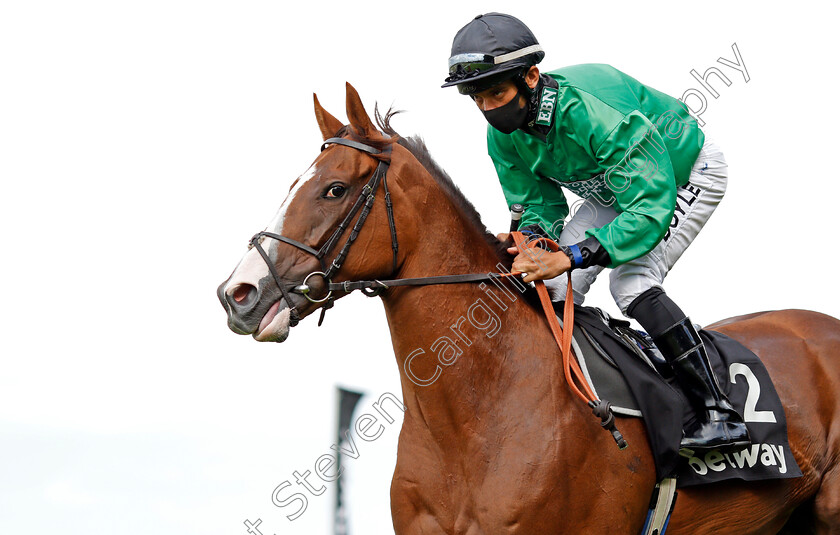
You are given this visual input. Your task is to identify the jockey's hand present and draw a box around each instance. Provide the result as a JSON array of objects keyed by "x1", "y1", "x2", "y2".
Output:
[
  {"x1": 496, "y1": 232, "x2": 510, "y2": 243},
  {"x1": 507, "y1": 245, "x2": 571, "y2": 283}
]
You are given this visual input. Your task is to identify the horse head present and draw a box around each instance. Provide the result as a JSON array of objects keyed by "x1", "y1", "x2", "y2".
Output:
[{"x1": 217, "y1": 83, "x2": 413, "y2": 342}]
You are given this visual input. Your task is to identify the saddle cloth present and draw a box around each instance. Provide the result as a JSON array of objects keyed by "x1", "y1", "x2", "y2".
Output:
[{"x1": 555, "y1": 303, "x2": 803, "y2": 487}]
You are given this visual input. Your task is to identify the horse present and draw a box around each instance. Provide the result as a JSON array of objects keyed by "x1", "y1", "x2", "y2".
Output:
[{"x1": 217, "y1": 83, "x2": 840, "y2": 534}]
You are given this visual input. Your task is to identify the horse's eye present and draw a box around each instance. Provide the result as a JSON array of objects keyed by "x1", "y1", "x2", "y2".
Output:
[{"x1": 325, "y1": 183, "x2": 347, "y2": 199}]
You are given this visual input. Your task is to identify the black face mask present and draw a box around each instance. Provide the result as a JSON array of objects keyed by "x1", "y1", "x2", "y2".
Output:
[{"x1": 481, "y1": 91, "x2": 528, "y2": 134}]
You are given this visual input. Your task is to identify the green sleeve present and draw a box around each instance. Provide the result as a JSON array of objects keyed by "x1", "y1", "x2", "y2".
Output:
[
  {"x1": 586, "y1": 110, "x2": 677, "y2": 267},
  {"x1": 487, "y1": 129, "x2": 569, "y2": 239}
]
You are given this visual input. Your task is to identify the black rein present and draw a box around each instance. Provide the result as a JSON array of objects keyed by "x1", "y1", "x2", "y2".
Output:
[{"x1": 249, "y1": 136, "x2": 501, "y2": 327}]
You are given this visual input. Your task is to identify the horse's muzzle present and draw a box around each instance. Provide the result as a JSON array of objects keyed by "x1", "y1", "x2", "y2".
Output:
[{"x1": 217, "y1": 278, "x2": 288, "y2": 337}]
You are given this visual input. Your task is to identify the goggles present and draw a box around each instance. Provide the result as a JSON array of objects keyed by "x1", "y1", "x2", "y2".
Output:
[
  {"x1": 446, "y1": 53, "x2": 495, "y2": 81},
  {"x1": 445, "y1": 45, "x2": 544, "y2": 83}
]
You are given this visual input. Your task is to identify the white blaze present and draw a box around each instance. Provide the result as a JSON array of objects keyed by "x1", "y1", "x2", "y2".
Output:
[
  {"x1": 224, "y1": 163, "x2": 320, "y2": 295},
  {"x1": 267, "y1": 164, "x2": 318, "y2": 236}
]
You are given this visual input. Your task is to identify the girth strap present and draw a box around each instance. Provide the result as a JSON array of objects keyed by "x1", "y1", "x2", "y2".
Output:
[{"x1": 640, "y1": 477, "x2": 678, "y2": 535}]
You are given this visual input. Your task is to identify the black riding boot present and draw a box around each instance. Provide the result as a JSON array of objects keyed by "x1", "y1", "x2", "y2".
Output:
[{"x1": 653, "y1": 318, "x2": 751, "y2": 451}]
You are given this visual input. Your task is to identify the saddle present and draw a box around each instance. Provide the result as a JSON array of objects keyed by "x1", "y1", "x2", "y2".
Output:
[{"x1": 555, "y1": 303, "x2": 803, "y2": 487}]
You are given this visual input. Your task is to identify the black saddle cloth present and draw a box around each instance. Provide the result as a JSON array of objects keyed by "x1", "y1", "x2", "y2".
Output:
[{"x1": 555, "y1": 303, "x2": 802, "y2": 487}]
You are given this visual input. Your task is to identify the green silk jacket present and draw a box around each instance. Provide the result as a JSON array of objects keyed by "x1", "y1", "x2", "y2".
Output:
[{"x1": 487, "y1": 63, "x2": 704, "y2": 267}]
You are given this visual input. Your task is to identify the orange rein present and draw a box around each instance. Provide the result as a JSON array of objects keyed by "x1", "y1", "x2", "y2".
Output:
[{"x1": 509, "y1": 231, "x2": 598, "y2": 406}]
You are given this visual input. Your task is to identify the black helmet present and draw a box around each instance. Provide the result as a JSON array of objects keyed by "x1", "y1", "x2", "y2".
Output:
[{"x1": 442, "y1": 13, "x2": 544, "y2": 95}]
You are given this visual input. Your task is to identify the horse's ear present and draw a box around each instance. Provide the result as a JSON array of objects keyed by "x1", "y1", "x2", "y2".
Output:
[
  {"x1": 345, "y1": 82, "x2": 379, "y2": 140},
  {"x1": 313, "y1": 93, "x2": 344, "y2": 141}
]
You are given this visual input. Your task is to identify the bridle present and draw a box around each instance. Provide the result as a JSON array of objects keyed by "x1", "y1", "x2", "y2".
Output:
[
  {"x1": 248, "y1": 135, "x2": 504, "y2": 327},
  {"x1": 245, "y1": 134, "x2": 625, "y2": 447},
  {"x1": 249, "y1": 136, "x2": 396, "y2": 326}
]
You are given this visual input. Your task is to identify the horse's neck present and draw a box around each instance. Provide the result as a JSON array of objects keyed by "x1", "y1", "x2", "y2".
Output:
[{"x1": 379, "y1": 189, "x2": 573, "y2": 442}]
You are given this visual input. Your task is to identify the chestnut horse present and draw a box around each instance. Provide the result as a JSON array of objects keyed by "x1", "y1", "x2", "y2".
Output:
[{"x1": 218, "y1": 83, "x2": 840, "y2": 534}]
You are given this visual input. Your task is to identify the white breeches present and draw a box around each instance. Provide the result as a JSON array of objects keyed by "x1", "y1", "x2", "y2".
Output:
[{"x1": 543, "y1": 136, "x2": 728, "y2": 314}]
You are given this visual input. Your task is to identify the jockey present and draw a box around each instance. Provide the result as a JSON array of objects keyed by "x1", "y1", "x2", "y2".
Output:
[{"x1": 442, "y1": 12, "x2": 749, "y2": 452}]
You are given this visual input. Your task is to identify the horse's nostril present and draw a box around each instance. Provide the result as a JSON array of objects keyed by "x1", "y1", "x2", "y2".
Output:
[{"x1": 231, "y1": 284, "x2": 257, "y2": 305}]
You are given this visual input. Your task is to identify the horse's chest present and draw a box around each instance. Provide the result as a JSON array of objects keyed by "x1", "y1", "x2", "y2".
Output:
[{"x1": 392, "y1": 450, "x2": 562, "y2": 534}]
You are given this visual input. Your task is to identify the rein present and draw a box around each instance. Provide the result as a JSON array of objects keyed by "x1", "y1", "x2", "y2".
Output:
[
  {"x1": 249, "y1": 136, "x2": 510, "y2": 324},
  {"x1": 511, "y1": 231, "x2": 627, "y2": 449},
  {"x1": 249, "y1": 135, "x2": 624, "y2": 447}
]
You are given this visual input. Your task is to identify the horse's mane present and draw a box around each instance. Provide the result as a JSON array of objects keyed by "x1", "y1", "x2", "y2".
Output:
[{"x1": 371, "y1": 106, "x2": 511, "y2": 263}]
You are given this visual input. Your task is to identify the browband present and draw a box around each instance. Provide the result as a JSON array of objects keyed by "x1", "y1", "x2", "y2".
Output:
[{"x1": 321, "y1": 137, "x2": 382, "y2": 154}]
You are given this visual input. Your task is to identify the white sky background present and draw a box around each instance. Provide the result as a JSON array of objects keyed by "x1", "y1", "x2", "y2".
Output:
[{"x1": 1, "y1": 1, "x2": 838, "y2": 534}]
